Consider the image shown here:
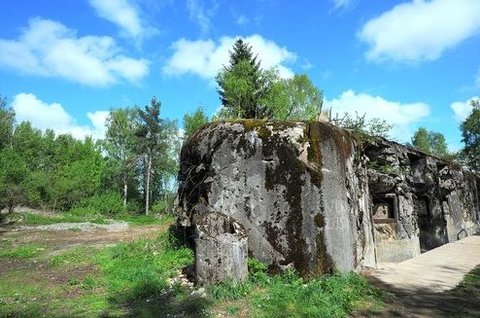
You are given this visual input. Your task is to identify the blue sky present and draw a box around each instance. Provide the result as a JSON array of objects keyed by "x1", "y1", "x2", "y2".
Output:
[{"x1": 0, "y1": 0, "x2": 479, "y2": 149}]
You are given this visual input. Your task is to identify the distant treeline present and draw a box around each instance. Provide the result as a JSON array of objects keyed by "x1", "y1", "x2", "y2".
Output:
[{"x1": 0, "y1": 96, "x2": 179, "y2": 217}]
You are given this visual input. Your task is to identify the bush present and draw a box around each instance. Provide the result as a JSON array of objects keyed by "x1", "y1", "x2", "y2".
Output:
[
  {"x1": 69, "y1": 192, "x2": 124, "y2": 217},
  {"x1": 151, "y1": 201, "x2": 168, "y2": 214}
]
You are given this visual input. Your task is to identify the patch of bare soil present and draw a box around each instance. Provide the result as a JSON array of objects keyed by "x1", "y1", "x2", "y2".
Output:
[
  {"x1": 0, "y1": 223, "x2": 168, "y2": 275},
  {"x1": 1, "y1": 223, "x2": 168, "y2": 246}
]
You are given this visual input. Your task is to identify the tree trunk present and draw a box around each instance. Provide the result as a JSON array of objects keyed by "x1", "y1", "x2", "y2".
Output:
[
  {"x1": 123, "y1": 174, "x2": 128, "y2": 209},
  {"x1": 145, "y1": 155, "x2": 151, "y2": 215}
]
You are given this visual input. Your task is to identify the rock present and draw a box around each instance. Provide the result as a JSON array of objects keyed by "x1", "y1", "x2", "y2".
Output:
[
  {"x1": 195, "y1": 211, "x2": 248, "y2": 285},
  {"x1": 191, "y1": 287, "x2": 206, "y2": 297}
]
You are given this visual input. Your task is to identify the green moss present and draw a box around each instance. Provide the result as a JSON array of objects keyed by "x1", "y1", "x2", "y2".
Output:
[
  {"x1": 260, "y1": 122, "x2": 337, "y2": 277},
  {"x1": 257, "y1": 125, "x2": 272, "y2": 139},
  {"x1": 314, "y1": 214, "x2": 325, "y2": 228}
]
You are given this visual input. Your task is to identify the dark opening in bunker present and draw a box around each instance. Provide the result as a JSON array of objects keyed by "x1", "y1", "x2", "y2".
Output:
[
  {"x1": 372, "y1": 193, "x2": 397, "y2": 223},
  {"x1": 415, "y1": 196, "x2": 447, "y2": 252},
  {"x1": 415, "y1": 197, "x2": 430, "y2": 252}
]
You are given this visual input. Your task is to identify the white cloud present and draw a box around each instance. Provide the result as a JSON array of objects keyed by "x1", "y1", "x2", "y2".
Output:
[
  {"x1": 236, "y1": 15, "x2": 249, "y2": 26},
  {"x1": 331, "y1": 0, "x2": 353, "y2": 10},
  {"x1": 358, "y1": 0, "x2": 480, "y2": 63},
  {"x1": 163, "y1": 34, "x2": 297, "y2": 79},
  {"x1": 325, "y1": 90, "x2": 430, "y2": 141},
  {"x1": 0, "y1": 18, "x2": 149, "y2": 86},
  {"x1": 450, "y1": 97, "x2": 478, "y2": 122},
  {"x1": 88, "y1": 0, "x2": 147, "y2": 40},
  {"x1": 12, "y1": 93, "x2": 108, "y2": 139},
  {"x1": 186, "y1": 0, "x2": 219, "y2": 34}
]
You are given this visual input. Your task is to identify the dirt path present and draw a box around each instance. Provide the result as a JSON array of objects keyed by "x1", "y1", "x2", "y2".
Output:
[
  {"x1": 0, "y1": 222, "x2": 169, "y2": 268},
  {"x1": 363, "y1": 235, "x2": 480, "y2": 317}
]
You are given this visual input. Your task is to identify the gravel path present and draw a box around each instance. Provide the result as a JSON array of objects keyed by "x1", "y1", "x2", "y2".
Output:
[{"x1": 18, "y1": 221, "x2": 129, "y2": 232}]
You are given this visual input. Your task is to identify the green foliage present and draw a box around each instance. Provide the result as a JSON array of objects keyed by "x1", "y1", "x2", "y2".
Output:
[
  {"x1": 411, "y1": 127, "x2": 452, "y2": 159},
  {"x1": 136, "y1": 97, "x2": 180, "y2": 215},
  {"x1": 0, "y1": 95, "x2": 14, "y2": 150},
  {"x1": 0, "y1": 148, "x2": 28, "y2": 215},
  {"x1": 332, "y1": 112, "x2": 392, "y2": 139},
  {"x1": 103, "y1": 107, "x2": 140, "y2": 209},
  {"x1": 216, "y1": 39, "x2": 270, "y2": 119},
  {"x1": 151, "y1": 201, "x2": 167, "y2": 214},
  {"x1": 368, "y1": 161, "x2": 402, "y2": 175},
  {"x1": 249, "y1": 271, "x2": 381, "y2": 318},
  {"x1": 216, "y1": 40, "x2": 324, "y2": 121},
  {"x1": 183, "y1": 106, "x2": 209, "y2": 139},
  {"x1": 14, "y1": 212, "x2": 88, "y2": 225},
  {"x1": 461, "y1": 100, "x2": 479, "y2": 172},
  {"x1": 71, "y1": 191, "x2": 124, "y2": 217},
  {"x1": 265, "y1": 74, "x2": 323, "y2": 121}
]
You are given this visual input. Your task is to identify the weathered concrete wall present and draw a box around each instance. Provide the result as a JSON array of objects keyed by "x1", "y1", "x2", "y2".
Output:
[
  {"x1": 364, "y1": 138, "x2": 479, "y2": 262},
  {"x1": 176, "y1": 121, "x2": 375, "y2": 277},
  {"x1": 175, "y1": 120, "x2": 479, "y2": 280},
  {"x1": 194, "y1": 212, "x2": 248, "y2": 285}
]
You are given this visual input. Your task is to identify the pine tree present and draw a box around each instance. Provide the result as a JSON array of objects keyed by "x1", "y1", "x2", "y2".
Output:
[
  {"x1": 216, "y1": 39, "x2": 268, "y2": 118},
  {"x1": 136, "y1": 97, "x2": 179, "y2": 215}
]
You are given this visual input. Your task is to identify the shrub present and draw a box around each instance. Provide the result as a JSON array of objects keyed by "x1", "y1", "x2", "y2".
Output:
[{"x1": 70, "y1": 192, "x2": 124, "y2": 217}]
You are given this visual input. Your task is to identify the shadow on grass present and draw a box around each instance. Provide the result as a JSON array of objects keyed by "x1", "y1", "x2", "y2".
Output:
[
  {"x1": 113, "y1": 285, "x2": 211, "y2": 318},
  {"x1": 357, "y1": 266, "x2": 480, "y2": 318}
]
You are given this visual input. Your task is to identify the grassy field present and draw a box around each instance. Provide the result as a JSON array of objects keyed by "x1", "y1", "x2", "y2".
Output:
[{"x1": 0, "y1": 212, "x2": 385, "y2": 317}]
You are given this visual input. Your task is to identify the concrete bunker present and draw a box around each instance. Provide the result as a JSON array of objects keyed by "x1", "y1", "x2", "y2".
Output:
[{"x1": 175, "y1": 120, "x2": 480, "y2": 283}]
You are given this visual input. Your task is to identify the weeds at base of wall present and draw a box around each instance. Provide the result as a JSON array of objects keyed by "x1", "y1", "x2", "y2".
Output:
[{"x1": 207, "y1": 258, "x2": 383, "y2": 317}]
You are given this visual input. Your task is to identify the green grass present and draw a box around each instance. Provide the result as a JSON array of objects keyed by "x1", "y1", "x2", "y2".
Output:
[
  {"x1": 0, "y1": 221, "x2": 383, "y2": 318},
  {"x1": 208, "y1": 266, "x2": 383, "y2": 318},
  {"x1": 0, "y1": 243, "x2": 46, "y2": 259},
  {"x1": 96, "y1": 231, "x2": 194, "y2": 304},
  {"x1": 11, "y1": 212, "x2": 105, "y2": 225},
  {"x1": 0, "y1": 231, "x2": 195, "y2": 317},
  {"x1": 457, "y1": 265, "x2": 480, "y2": 291},
  {"x1": 49, "y1": 246, "x2": 99, "y2": 267}
]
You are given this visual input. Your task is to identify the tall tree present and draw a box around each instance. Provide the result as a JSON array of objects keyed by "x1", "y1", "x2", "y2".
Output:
[
  {"x1": 461, "y1": 99, "x2": 480, "y2": 172},
  {"x1": 0, "y1": 148, "x2": 28, "y2": 215},
  {"x1": 136, "y1": 97, "x2": 179, "y2": 215},
  {"x1": 264, "y1": 74, "x2": 323, "y2": 121},
  {"x1": 104, "y1": 108, "x2": 139, "y2": 208},
  {"x1": 411, "y1": 127, "x2": 450, "y2": 158},
  {"x1": 183, "y1": 106, "x2": 209, "y2": 140},
  {"x1": 50, "y1": 136, "x2": 105, "y2": 211},
  {"x1": 216, "y1": 39, "x2": 269, "y2": 119},
  {"x1": 12, "y1": 122, "x2": 43, "y2": 170},
  {"x1": 0, "y1": 95, "x2": 15, "y2": 150},
  {"x1": 411, "y1": 127, "x2": 431, "y2": 153}
]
